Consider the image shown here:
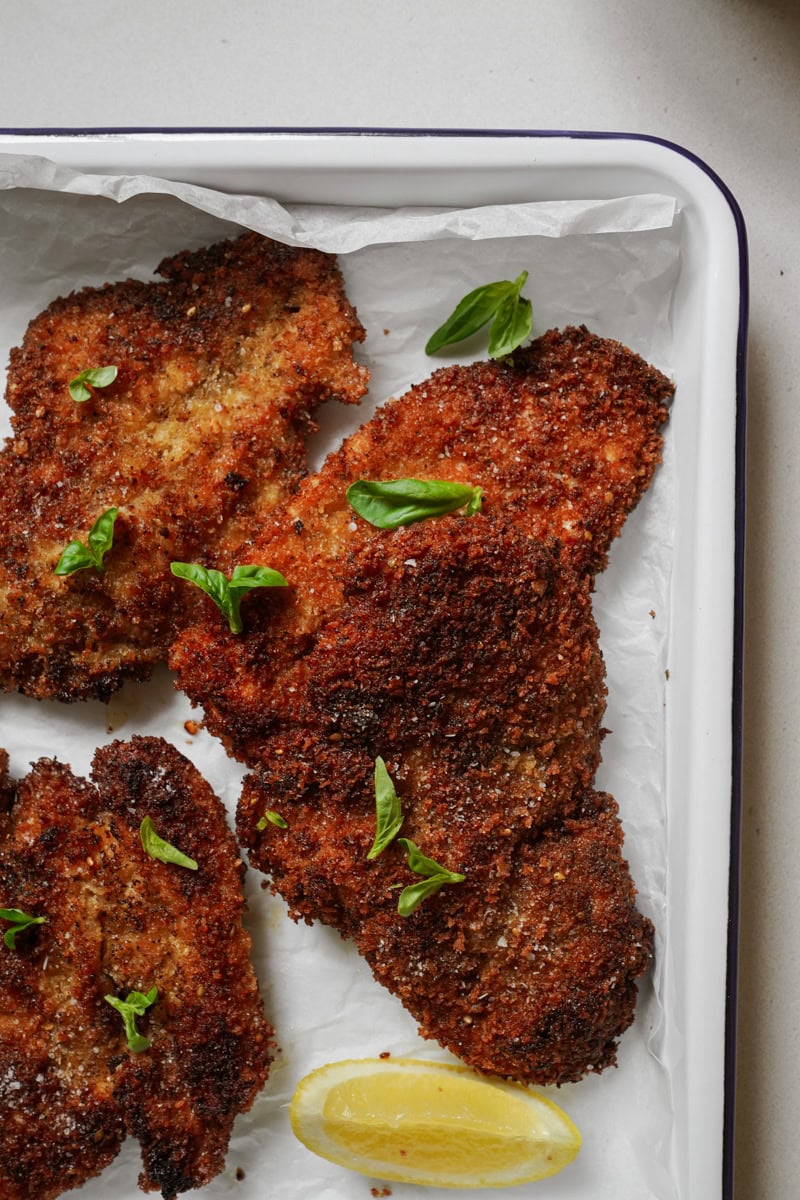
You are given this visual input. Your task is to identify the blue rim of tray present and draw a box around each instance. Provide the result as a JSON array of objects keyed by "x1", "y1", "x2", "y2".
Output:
[{"x1": 0, "y1": 125, "x2": 748, "y2": 1200}]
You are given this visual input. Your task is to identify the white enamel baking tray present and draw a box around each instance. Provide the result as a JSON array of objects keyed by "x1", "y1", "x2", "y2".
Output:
[{"x1": 0, "y1": 130, "x2": 746, "y2": 1200}]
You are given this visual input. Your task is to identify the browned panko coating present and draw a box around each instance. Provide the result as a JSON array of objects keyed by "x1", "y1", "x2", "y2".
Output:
[
  {"x1": 245, "y1": 517, "x2": 607, "y2": 834},
  {"x1": 171, "y1": 326, "x2": 672, "y2": 764},
  {"x1": 0, "y1": 737, "x2": 272, "y2": 1199},
  {"x1": 238, "y1": 521, "x2": 652, "y2": 1084},
  {"x1": 0, "y1": 231, "x2": 368, "y2": 701},
  {"x1": 170, "y1": 326, "x2": 669, "y2": 1085}
]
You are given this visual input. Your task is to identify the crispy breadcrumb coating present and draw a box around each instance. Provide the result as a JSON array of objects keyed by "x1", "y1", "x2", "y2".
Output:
[
  {"x1": 0, "y1": 232, "x2": 368, "y2": 702},
  {"x1": 171, "y1": 326, "x2": 671, "y2": 763},
  {"x1": 170, "y1": 326, "x2": 669, "y2": 1084},
  {"x1": 0, "y1": 737, "x2": 272, "y2": 1199},
  {"x1": 236, "y1": 520, "x2": 652, "y2": 1084}
]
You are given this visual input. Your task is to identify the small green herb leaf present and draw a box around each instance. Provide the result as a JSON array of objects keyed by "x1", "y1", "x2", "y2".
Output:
[
  {"x1": 257, "y1": 810, "x2": 288, "y2": 831},
  {"x1": 170, "y1": 562, "x2": 288, "y2": 633},
  {"x1": 139, "y1": 816, "x2": 198, "y2": 871},
  {"x1": 54, "y1": 507, "x2": 119, "y2": 576},
  {"x1": 105, "y1": 986, "x2": 158, "y2": 1053},
  {"x1": 487, "y1": 289, "x2": 533, "y2": 359},
  {"x1": 69, "y1": 365, "x2": 119, "y2": 403},
  {"x1": 396, "y1": 875, "x2": 457, "y2": 918},
  {"x1": 367, "y1": 757, "x2": 404, "y2": 860},
  {"x1": 347, "y1": 478, "x2": 483, "y2": 530},
  {"x1": 171, "y1": 563, "x2": 229, "y2": 611},
  {"x1": 395, "y1": 837, "x2": 465, "y2": 917},
  {"x1": 426, "y1": 271, "x2": 532, "y2": 359},
  {"x1": 397, "y1": 838, "x2": 459, "y2": 879},
  {"x1": 55, "y1": 542, "x2": 96, "y2": 575},
  {"x1": 0, "y1": 908, "x2": 46, "y2": 950},
  {"x1": 425, "y1": 282, "x2": 516, "y2": 355}
]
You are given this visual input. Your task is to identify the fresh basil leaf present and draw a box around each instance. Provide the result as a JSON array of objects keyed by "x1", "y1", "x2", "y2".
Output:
[
  {"x1": 227, "y1": 565, "x2": 289, "y2": 632},
  {"x1": 395, "y1": 837, "x2": 465, "y2": 917},
  {"x1": 488, "y1": 289, "x2": 533, "y2": 359},
  {"x1": 104, "y1": 985, "x2": 158, "y2": 1053},
  {"x1": 229, "y1": 565, "x2": 288, "y2": 592},
  {"x1": 425, "y1": 281, "x2": 517, "y2": 354},
  {"x1": 171, "y1": 561, "x2": 288, "y2": 633},
  {"x1": 54, "y1": 541, "x2": 96, "y2": 575},
  {"x1": 396, "y1": 838, "x2": 462, "y2": 881},
  {"x1": 175, "y1": 563, "x2": 237, "y2": 628},
  {"x1": 171, "y1": 562, "x2": 229, "y2": 609},
  {"x1": 139, "y1": 816, "x2": 198, "y2": 871},
  {"x1": 69, "y1": 365, "x2": 119, "y2": 403},
  {"x1": 367, "y1": 757, "x2": 404, "y2": 860},
  {"x1": 397, "y1": 874, "x2": 455, "y2": 918},
  {"x1": 464, "y1": 486, "x2": 484, "y2": 517},
  {"x1": 0, "y1": 907, "x2": 46, "y2": 950},
  {"x1": 86, "y1": 507, "x2": 119, "y2": 567},
  {"x1": 257, "y1": 810, "x2": 288, "y2": 830},
  {"x1": 69, "y1": 378, "x2": 93, "y2": 403},
  {"x1": 54, "y1": 507, "x2": 119, "y2": 576},
  {"x1": 426, "y1": 271, "x2": 531, "y2": 359},
  {"x1": 347, "y1": 478, "x2": 483, "y2": 530}
]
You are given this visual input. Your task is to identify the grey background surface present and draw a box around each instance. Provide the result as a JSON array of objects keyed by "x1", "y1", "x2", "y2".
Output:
[{"x1": 2, "y1": 1, "x2": 798, "y2": 1195}]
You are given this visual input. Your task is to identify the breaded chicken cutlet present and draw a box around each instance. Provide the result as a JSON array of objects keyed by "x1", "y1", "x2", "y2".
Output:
[
  {"x1": 169, "y1": 327, "x2": 671, "y2": 1084},
  {"x1": 0, "y1": 736, "x2": 272, "y2": 1200},
  {"x1": 171, "y1": 326, "x2": 672, "y2": 761},
  {"x1": 0, "y1": 231, "x2": 368, "y2": 702},
  {"x1": 239, "y1": 520, "x2": 653, "y2": 1083}
]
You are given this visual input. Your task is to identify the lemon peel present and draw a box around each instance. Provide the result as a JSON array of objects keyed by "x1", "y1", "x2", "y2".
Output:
[{"x1": 289, "y1": 1056, "x2": 581, "y2": 1188}]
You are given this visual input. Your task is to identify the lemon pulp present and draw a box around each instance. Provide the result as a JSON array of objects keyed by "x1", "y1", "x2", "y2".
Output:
[{"x1": 290, "y1": 1057, "x2": 581, "y2": 1188}]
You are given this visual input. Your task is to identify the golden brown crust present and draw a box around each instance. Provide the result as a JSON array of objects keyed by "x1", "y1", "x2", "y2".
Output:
[
  {"x1": 315, "y1": 324, "x2": 671, "y2": 576},
  {"x1": 0, "y1": 232, "x2": 368, "y2": 701},
  {"x1": 168, "y1": 327, "x2": 667, "y2": 1085},
  {"x1": 367, "y1": 788, "x2": 653, "y2": 1083},
  {"x1": 171, "y1": 326, "x2": 671, "y2": 764},
  {"x1": 250, "y1": 771, "x2": 651, "y2": 1083},
  {"x1": 268, "y1": 516, "x2": 604, "y2": 823},
  {"x1": 235, "y1": 520, "x2": 651, "y2": 1084},
  {"x1": 0, "y1": 737, "x2": 272, "y2": 1199}
]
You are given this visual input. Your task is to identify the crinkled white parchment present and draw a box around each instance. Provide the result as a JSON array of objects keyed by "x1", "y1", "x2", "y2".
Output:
[{"x1": 0, "y1": 154, "x2": 681, "y2": 1200}]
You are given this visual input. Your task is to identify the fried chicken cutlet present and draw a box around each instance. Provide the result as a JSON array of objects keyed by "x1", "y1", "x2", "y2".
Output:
[
  {"x1": 239, "y1": 519, "x2": 654, "y2": 1084},
  {"x1": 0, "y1": 736, "x2": 272, "y2": 1199},
  {"x1": 0, "y1": 231, "x2": 368, "y2": 701},
  {"x1": 168, "y1": 327, "x2": 669, "y2": 1084},
  {"x1": 171, "y1": 326, "x2": 672, "y2": 762}
]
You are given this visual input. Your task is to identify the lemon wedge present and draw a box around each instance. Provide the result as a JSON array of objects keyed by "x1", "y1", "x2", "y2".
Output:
[{"x1": 289, "y1": 1057, "x2": 581, "y2": 1188}]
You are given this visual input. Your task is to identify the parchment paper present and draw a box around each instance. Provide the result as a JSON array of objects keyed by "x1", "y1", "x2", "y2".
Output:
[{"x1": 0, "y1": 154, "x2": 681, "y2": 1200}]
